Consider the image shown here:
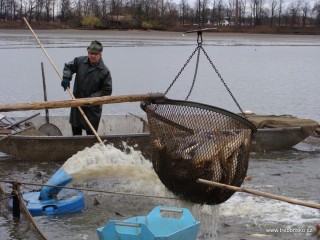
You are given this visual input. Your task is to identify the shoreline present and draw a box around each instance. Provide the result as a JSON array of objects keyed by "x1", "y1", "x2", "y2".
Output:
[
  {"x1": 2, "y1": 27, "x2": 320, "y2": 37},
  {"x1": 1, "y1": 28, "x2": 320, "y2": 46},
  {"x1": 1, "y1": 20, "x2": 320, "y2": 36}
]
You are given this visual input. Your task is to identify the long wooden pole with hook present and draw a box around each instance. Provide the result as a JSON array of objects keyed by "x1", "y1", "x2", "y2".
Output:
[{"x1": 23, "y1": 17, "x2": 103, "y2": 144}]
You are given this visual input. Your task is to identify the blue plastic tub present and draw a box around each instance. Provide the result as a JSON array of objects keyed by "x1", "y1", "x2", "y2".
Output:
[
  {"x1": 20, "y1": 168, "x2": 85, "y2": 216},
  {"x1": 97, "y1": 206, "x2": 200, "y2": 240},
  {"x1": 23, "y1": 190, "x2": 85, "y2": 216}
]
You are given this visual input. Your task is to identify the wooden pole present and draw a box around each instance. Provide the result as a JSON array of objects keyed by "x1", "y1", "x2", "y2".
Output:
[
  {"x1": 11, "y1": 183, "x2": 20, "y2": 219},
  {"x1": 23, "y1": 17, "x2": 103, "y2": 144},
  {"x1": 41, "y1": 62, "x2": 50, "y2": 124},
  {"x1": 0, "y1": 93, "x2": 165, "y2": 112},
  {"x1": 197, "y1": 178, "x2": 320, "y2": 210}
]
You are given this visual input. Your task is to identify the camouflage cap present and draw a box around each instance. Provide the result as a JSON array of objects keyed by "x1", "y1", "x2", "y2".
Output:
[{"x1": 87, "y1": 40, "x2": 103, "y2": 53}]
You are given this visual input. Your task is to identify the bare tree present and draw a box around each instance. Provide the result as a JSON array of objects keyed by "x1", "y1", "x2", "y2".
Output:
[
  {"x1": 52, "y1": 0, "x2": 54, "y2": 21},
  {"x1": 179, "y1": 0, "x2": 190, "y2": 25},
  {"x1": 27, "y1": 0, "x2": 36, "y2": 21},
  {"x1": 269, "y1": 0, "x2": 277, "y2": 26},
  {"x1": 210, "y1": 0, "x2": 215, "y2": 25},
  {"x1": 60, "y1": 0, "x2": 71, "y2": 22},
  {"x1": 277, "y1": 0, "x2": 284, "y2": 26},
  {"x1": 8, "y1": 0, "x2": 17, "y2": 20},
  {"x1": 226, "y1": 0, "x2": 235, "y2": 23},
  {"x1": 216, "y1": 0, "x2": 224, "y2": 25},
  {"x1": 193, "y1": 0, "x2": 208, "y2": 26},
  {"x1": 18, "y1": 0, "x2": 23, "y2": 19},
  {"x1": 35, "y1": 0, "x2": 45, "y2": 21},
  {"x1": 83, "y1": 0, "x2": 90, "y2": 15},
  {"x1": 301, "y1": 0, "x2": 310, "y2": 27},
  {"x1": 239, "y1": 0, "x2": 247, "y2": 25},
  {"x1": 44, "y1": 0, "x2": 52, "y2": 21},
  {"x1": 312, "y1": 0, "x2": 320, "y2": 26},
  {"x1": 1, "y1": 0, "x2": 320, "y2": 31},
  {"x1": 287, "y1": 0, "x2": 302, "y2": 27},
  {"x1": 250, "y1": 0, "x2": 265, "y2": 26},
  {"x1": 101, "y1": 0, "x2": 108, "y2": 18},
  {"x1": 201, "y1": 0, "x2": 209, "y2": 25}
]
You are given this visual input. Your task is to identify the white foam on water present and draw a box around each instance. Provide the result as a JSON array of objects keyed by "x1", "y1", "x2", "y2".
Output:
[
  {"x1": 219, "y1": 192, "x2": 320, "y2": 227},
  {"x1": 56, "y1": 142, "x2": 320, "y2": 239},
  {"x1": 62, "y1": 142, "x2": 165, "y2": 195},
  {"x1": 61, "y1": 142, "x2": 221, "y2": 239}
]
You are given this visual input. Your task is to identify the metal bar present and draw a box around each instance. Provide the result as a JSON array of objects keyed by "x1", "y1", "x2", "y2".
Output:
[{"x1": 4, "y1": 113, "x2": 40, "y2": 129}]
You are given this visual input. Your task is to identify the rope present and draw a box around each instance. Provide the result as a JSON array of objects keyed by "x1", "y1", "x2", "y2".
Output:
[
  {"x1": 0, "y1": 179, "x2": 180, "y2": 201},
  {"x1": 0, "y1": 193, "x2": 16, "y2": 201},
  {"x1": 0, "y1": 167, "x2": 14, "y2": 180},
  {"x1": 0, "y1": 181, "x2": 11, "y2": 199},
  {"x1": 0, "y1": 167, "x2": 34, "y2": 192}
]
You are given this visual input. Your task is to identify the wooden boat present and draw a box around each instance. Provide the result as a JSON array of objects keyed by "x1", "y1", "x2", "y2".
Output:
[
  {"x1": 0, "y1": 94, "x2": 159, "y2": 162},
  {"x1": 242, "y1": 113, "x2": 320, "y2": 152},
  {"x1": 0, "y1": 113, "x2": 319, "y2": 162},
  {"x1": 0, "y1": 115, "x2": 153, "y2": 162}
]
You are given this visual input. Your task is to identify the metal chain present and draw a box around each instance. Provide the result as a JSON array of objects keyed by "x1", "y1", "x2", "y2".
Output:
[
  {"x1": 185, "y1": 47, "x2": 201, "y2": 100},
  {"x1": 200, "y1": 46, "x2": 245, "y2": 115},
  {"x1": 164, "y1": 46, "x2": 200, "y2": 96},
  {"x1": 165, "y1": 29, "x2": 245, "y2": 115}
]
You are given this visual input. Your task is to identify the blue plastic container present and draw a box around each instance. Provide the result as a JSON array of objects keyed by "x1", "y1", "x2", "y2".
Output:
[
  {"x1": 20, "y1": 168, "x2": 85, "y2": 216},
  {"x1": 23, "y1": 190, "x2": 85, "y2": 216},
  {"x1": 39, "y1": 168, "x2": 73, "y2": 201},
  {"x1": 97, "y1": 206, "x2": 200, "y2": 240}
]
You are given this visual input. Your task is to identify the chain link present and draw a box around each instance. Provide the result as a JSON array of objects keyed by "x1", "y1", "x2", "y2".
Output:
[
  {"x1": 185, "y1": 47, "x2": 201, "y2": 100},
  {"x1": 200, "y1": 46, "x2": 245, "y2": 115},
  {"x1": 164, "y1": 46, "x2": 200, "y2": 96}
]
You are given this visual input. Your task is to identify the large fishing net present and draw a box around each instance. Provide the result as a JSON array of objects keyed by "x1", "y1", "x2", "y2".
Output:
[
  {"x1": 137, "y1": 29, "x2": 258, "y2": 205},
  {"x1": 141, "y1": 98, "x2": 256, "y2": 205}
]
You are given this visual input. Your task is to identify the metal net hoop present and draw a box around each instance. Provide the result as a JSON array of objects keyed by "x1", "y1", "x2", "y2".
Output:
[{"x1": 141, "y1": 99, "x2": 256, "y2": 205}]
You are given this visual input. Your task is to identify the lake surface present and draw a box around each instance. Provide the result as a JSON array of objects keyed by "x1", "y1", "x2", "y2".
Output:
[
  {"x1": 0, "y1": 30, "x2": 319, "y2": 121},
  {"x1": 0, "y1": 30, "x2": 320, "y2": 240}
]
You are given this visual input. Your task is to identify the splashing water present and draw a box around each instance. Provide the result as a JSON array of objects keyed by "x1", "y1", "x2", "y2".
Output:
[
  {"x1": 60, "y1": 142, "x2": 220, "y2": 239},
  {"x1": 61, "y1": 142, "x2": 165, "y2": 194}
]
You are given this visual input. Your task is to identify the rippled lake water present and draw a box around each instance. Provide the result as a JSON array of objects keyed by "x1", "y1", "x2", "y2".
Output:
[{"x1": 0, "y1": 30, "x2": 319, "y2": 240}]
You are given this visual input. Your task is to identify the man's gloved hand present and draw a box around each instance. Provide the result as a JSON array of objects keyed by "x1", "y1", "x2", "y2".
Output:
[{"x1": 61, "y1": 78, "x2": 71, "y2": 91}]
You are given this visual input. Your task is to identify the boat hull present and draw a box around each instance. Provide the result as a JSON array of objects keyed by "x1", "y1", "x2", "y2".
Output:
[
  {"x1": 0, "y1": 128, "x2": 313, "y2": 162},
  {"x1": 0, "y1": 133, "x2": 153, "y2": 162},
  {"x1": 252, "y1": 127, "x2": 311, "y2": 151},
  {"x1": 0, "y1": 115, "x2": 318, "y2": 161}
]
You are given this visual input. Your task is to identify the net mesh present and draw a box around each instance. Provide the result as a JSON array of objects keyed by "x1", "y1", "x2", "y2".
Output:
[{"x1": 141, "y1": 99, "x2": 256, "y2": 205}]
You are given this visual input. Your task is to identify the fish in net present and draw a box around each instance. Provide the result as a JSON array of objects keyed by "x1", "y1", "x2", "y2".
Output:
[{"x1": 141, "y1": 98, "x2": 256, "y2": 205}]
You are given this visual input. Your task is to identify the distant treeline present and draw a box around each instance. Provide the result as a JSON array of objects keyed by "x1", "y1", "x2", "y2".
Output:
[{"x1": 0, "y1": 0, "x2": 320, "y2": 31}]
